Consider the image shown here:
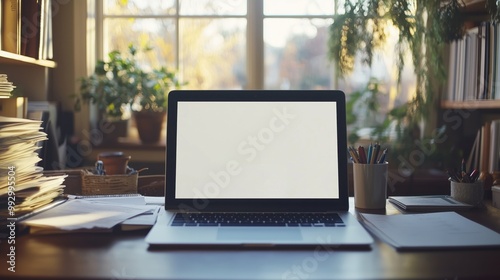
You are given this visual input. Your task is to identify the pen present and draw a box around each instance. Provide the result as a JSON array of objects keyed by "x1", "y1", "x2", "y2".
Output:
[
  {"x1": 378, "y1": 148, "x2": 387, "y2": 164},
  {"x1": 367, "y1": 144, "x2": 373, "y2": 164},
  {"x1": 469, "y1": 169, "x2": 479, "y2": 182},
  {"x1": 447, "y1": 169, "x2": 459, "y2": 182},
  {"x1": 371, "y1": 143, "x2": 380, "y2": 164},
  {"x1": 349, "y1": 143, "x2": 388, "y2": 164}
]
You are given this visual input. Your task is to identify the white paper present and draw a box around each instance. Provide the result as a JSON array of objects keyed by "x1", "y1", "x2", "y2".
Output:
[
  {"x1": 21, "y1": 199, "x2": 150, "y2": 230},
  {"x1": 144, "y1": 196, "x2": 165, "y2": 205},
  {"x1": 360, "y1": 212, "x2": 500, "y2": 249}
]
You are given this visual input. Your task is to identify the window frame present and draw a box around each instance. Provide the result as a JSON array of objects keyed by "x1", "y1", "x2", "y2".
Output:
[{"x1": 96, "y1": 0, "x2": 338, "y2": 90}]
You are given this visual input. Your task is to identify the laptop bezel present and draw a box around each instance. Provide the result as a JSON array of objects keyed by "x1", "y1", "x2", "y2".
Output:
[{"x1": 164, "y1": 90, "x2": 349, "y2": 212}]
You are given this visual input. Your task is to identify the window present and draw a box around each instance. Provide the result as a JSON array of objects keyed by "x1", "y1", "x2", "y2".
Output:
[
  {"x1": 98, "y1": 0, "x2": 416, "y2": 142},
  {"x1": 100, "y1": 0, "x2": 336, "y2": 90}
]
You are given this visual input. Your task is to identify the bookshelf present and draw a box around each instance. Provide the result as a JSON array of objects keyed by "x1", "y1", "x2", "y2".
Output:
[
  {"x1": 0, "y1": 50, "x2": 56, "y2": 68},
  {"x1": 441, "y1": 100, "x2": 500, "y2": 110},
  {"x1": 0, "y1": 57, "x2": 54, "y2": 101},
  {"x1": 441, "y1": 0, "x2": 500, "y2": 181},
  {"x1": 0, "y1": 0, "x2": 56, "y2": 101}
]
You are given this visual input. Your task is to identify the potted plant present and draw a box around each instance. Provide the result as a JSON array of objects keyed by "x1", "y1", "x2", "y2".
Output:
[
  {"x1": 132, "y1": 65, "x2": 183, "y2": 144},
  {"x1": 74, "y1": 46, "x2": 139, "y2": 144},
  {"x1": 75, "y1": 44, "x2": 184, "y2": 144}
]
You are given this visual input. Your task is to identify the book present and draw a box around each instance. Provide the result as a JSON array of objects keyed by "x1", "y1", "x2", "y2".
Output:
[
  {"x1": 2, "y1": 0, "x2": 20, "y2": 54},
  {"x1": 37, "y1": 0, "x2": 52, "y2": 60},
  {"x1": 490, "y1": 120, "x2": 500, "y2": 172},
  {"x1": 388, "y1": 195, "x2": 473, "y2": 212},
  {"x1": 20, "y1": 0, "x2": 41, "y2": 59}
]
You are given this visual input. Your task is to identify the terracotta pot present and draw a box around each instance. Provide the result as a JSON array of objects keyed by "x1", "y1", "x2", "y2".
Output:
[
  {"x1": 133, "y1": 111, "x2": 166, "y2": 144},
  {"x1": 98, "y1": 151, "x2": 131, "y2": 175}
]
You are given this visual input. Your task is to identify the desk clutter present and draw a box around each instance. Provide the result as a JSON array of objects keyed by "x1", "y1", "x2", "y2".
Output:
[
  {"x1": 0, "y1": 132, "x2": 159, "y2": 237},
  {"x1": 0, "y1": 116, "x2": 67, "y2": 232},
  {"x1": 19, "y1": 194, "x2": 162, "y2": 234}
]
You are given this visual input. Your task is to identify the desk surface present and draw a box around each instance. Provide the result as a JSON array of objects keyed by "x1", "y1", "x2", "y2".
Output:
[{"x1": 2, "y1": 199, "x2": 500, "y2": 280}]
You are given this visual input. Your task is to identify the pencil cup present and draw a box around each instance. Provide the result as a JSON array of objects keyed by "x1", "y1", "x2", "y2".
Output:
[
  {"x1": 353, "y1": 162, "x2": 388, "y2": 209},
  {"x1": 450, "y1": 180, "x2": 483, "y2": 207}
]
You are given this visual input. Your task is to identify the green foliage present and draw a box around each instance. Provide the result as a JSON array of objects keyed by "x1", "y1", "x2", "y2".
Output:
[
  {"x1": 74, "y1": 44, "x2": 183, "y2": 119},
  {"x1": 487, "y1": 0, "x2": 500, "y2": 23},
  {"x1": 439, "y1": 0, "x2": 466, "y2": 42},
  {"x1": 135, "y1": 66, "x2": 183, "y2": 112},
  {"x1": 328, "y1": 0, "x2": 470, "y2": 164},
  {"x1": 346, "y1": 78, "x2": 387, "y2": 145}
]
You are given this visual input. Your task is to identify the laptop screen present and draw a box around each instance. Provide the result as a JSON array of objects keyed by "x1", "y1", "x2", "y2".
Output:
[{"x1": 165, "y1": 90, "x2": 348, "y2": 212}]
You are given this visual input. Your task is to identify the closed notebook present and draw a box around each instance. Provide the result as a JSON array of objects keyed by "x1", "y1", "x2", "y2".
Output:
[{"x1": 388, "y1": 195, "x2": 473, "y2": 212}]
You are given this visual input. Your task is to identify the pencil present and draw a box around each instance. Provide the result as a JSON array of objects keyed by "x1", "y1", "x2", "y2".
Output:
[
  {"x1": 348, "y1": 146, "x2": 359, "y2": 163},
  {"x1": 358, "y1": 146, "x2": 367, "y2": 164},
  {"x1": 371, "y1": 143, "x2": 380, "y2": 164}
]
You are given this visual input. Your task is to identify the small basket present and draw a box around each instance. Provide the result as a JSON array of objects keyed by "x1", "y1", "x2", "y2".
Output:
[{"x1": 82, "y1": 170, "x2": 138, "y2": 195}]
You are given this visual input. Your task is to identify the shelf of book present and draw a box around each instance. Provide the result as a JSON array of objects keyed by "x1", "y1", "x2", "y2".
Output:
[
  {"x1": 0, "y1": 50, "x2": 56, "y2": 68},
  {"x1": 441, "y1": 100, "x2": 500, "y2": 110}
]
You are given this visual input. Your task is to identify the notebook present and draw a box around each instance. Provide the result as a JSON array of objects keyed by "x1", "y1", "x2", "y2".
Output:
[{"x1": 145, "y1": 90, "x2": 373, "y2": 247}]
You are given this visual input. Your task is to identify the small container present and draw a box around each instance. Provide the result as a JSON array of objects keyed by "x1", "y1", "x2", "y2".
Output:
[
  {"x1": 353, "y1": 162, "x2": 388, "y2": 209},
  {"x1": 450, "y1": 180, "x2": 483, "y2": 207},
  {"x1": 98, "y1": 152, "x2": 131, "y2": 175},
  {"x1": 492, "y1": 186, "x2": 500, "y2": 209},
  {"x1": 82, "y1": 170, "x2": 138, "y2": 195}
]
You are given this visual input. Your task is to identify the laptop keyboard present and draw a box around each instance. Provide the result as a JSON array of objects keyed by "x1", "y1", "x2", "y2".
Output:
[{"x1": 171, "y1": 212, "x2": 344, "y2": 227}]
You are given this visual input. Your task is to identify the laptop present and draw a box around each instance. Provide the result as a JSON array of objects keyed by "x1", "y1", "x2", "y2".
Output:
[{"x1": 146, "y1": 90, "x2": 373, "y2": 247}]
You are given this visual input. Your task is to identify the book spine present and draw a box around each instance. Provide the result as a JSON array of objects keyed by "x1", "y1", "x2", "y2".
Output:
[{"x1": 2, "y1": 0, "x2": 20, "y2": 54}]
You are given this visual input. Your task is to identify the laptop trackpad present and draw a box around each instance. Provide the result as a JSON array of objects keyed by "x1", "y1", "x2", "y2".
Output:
[{"x1": 217, "y1": 227, "x2": 302, "y2": 241}]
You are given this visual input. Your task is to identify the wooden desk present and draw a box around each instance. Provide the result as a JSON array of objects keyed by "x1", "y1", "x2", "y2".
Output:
[{"x1": 2, "y1": 200, "x2": 500, "y2": 280}]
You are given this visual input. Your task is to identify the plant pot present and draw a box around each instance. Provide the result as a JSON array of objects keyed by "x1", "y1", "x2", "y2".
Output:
[
  {"x1": 97, "y1": 151, "x2": 131, "y2": 175},
  {"x1": 133, "y1": 111, "x2": 166, "y2": 144}
]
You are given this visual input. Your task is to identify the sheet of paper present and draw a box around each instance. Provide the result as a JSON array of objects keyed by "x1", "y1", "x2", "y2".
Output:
[
  {"x1": 121, "y1": 206, "x2": 161, "y2": 230},
  {"x1": 21, "y1": 199, "x2": 150, "y2": 230},
  {"x1": 144, "y1": 196, "x2": 165, "y2": 205},
  {"x1": 74, "y1": 195, "x2": 146, "y2": 205},
  {"x1": 360, "y1": 212, "x2": 500, "y2": 250}
]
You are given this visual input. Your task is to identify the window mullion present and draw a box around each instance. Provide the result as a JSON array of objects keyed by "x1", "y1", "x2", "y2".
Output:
[{"x1": 246, "y1": 0, "x2": 264, "y2": 89}]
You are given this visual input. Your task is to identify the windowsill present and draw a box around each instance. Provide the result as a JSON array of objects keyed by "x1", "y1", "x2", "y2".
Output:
[
  {"x1": 88, "y1": 129, "x2": 166, "y2": 163},
  {"x1": 96, "y1": 128, "x2": 166, "y2": 150}
]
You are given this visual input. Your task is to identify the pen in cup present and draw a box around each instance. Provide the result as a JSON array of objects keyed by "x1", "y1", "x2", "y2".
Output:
[
  {"x1": 447, "y1": 159, "x2": 480, "y2": 183},
  {"x1": 348, "y1": 143, "x2": 388, "y2": 164}
]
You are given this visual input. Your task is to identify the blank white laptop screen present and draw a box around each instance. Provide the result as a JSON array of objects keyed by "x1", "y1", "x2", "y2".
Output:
[{"x1": 175, "y1": 101, "x2": 339, "y2": 199}]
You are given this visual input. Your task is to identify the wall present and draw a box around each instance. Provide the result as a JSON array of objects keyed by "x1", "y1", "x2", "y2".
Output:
[{"x1": 51, "y1": 0, "x2": 91, "y2": 138}]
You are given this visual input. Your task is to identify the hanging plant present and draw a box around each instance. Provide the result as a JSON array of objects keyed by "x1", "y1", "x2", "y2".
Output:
[
  {"x1": 486, "y1": 0, "x2": 500, "y2": 23},
  {"x1": 330, "y1": 1, "x2": 451, "y2": 147},
  {"x1": 439, "y1": 0, "x2": 466, "y2": 42}
]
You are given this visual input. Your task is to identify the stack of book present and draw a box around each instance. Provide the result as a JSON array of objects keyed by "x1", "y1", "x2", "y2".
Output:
[
  {"x1": 0, "y1": 74, "x2": 15, "y2": 97},
  {"x1": 0, "y1": 116, "x2": 66, "y2": 236},
  {"x1": 0, "y1": 74, "x2": 26, "y2": 118}
]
